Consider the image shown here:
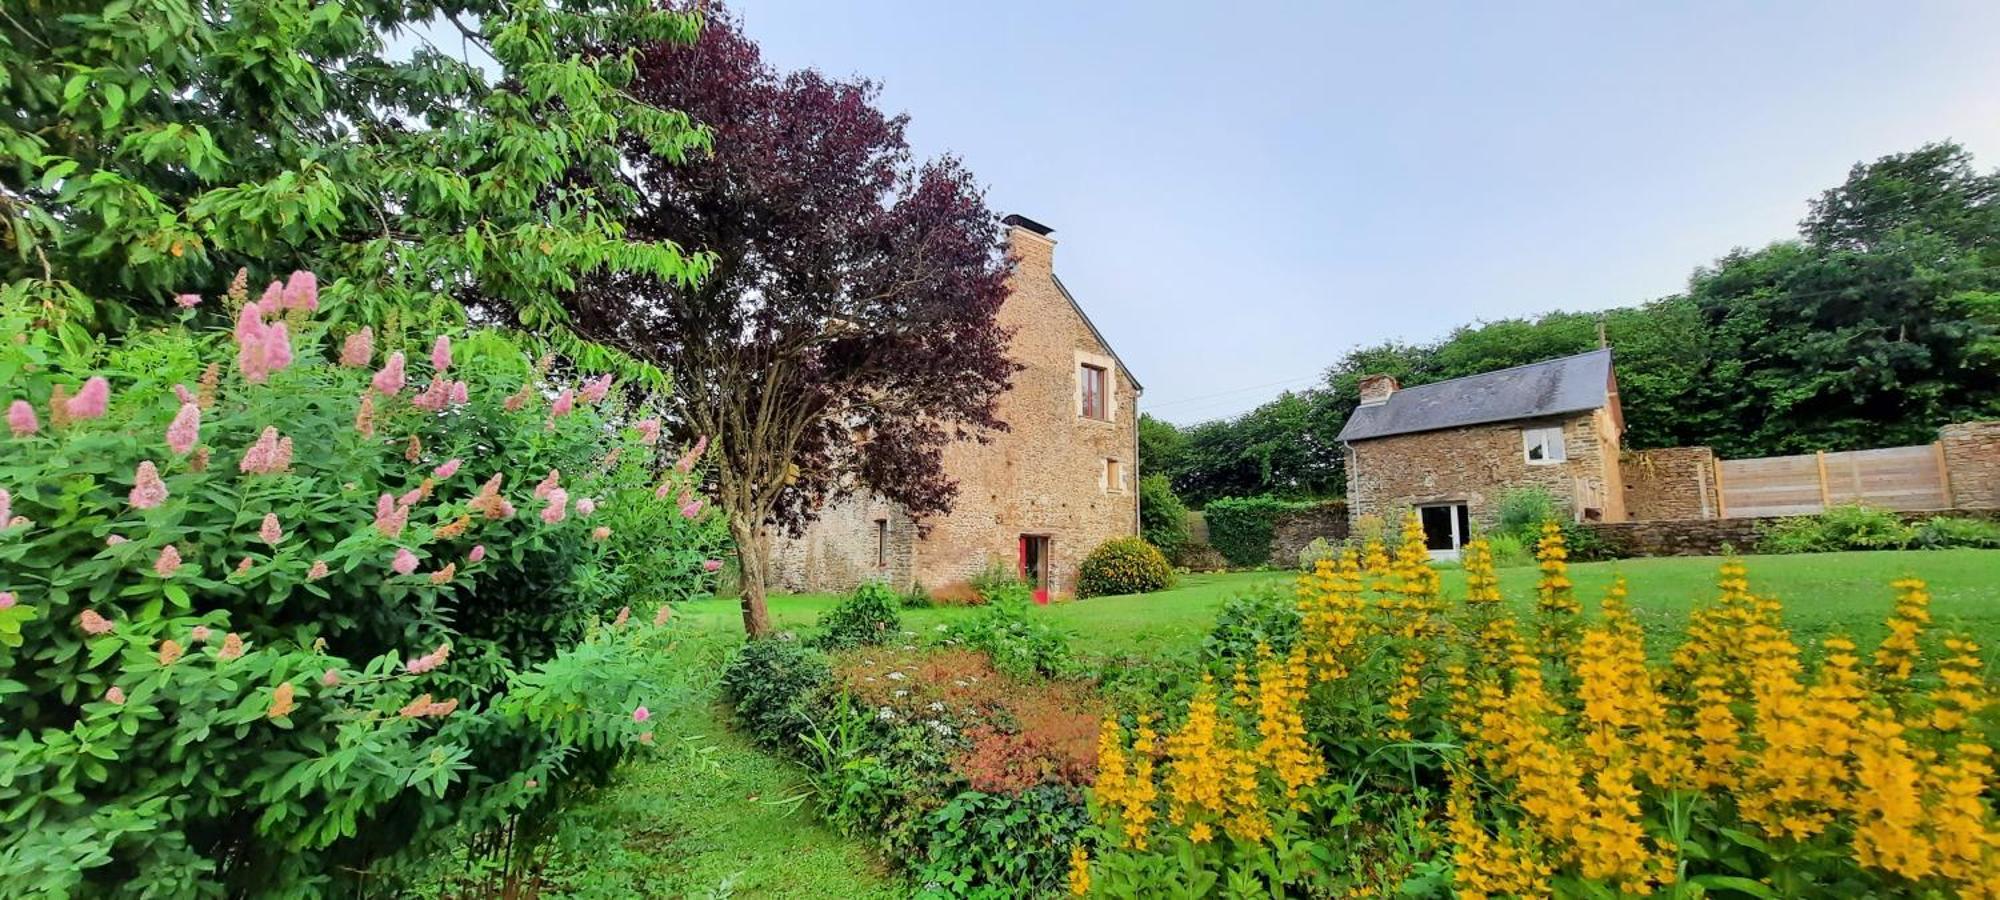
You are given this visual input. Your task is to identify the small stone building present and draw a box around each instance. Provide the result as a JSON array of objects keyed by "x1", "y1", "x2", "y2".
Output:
[
  {"x1": 1338, "y1": 349, "x2": 1626, "y2": 557},
  {"x1": 770, "y1": 215, "x2": 1142, "y2": 600}
]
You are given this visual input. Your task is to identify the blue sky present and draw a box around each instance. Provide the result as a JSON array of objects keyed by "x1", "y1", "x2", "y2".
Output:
[{"x1": 733, "y1": 1, "x2": 2000, "y2": 424}]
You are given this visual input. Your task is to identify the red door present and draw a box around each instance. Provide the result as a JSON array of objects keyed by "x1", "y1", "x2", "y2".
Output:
[{"x1": 1019, "y1": 535, "x2": 1051, "y2": 605}]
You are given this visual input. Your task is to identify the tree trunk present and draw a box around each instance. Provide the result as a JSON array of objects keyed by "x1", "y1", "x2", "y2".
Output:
[{"x1": 729, "y1": 514, "x2": 774, "y2": 638}]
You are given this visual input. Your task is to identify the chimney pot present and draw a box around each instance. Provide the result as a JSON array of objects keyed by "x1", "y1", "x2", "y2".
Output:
[{"x1": 1358, "y1": 374, "x2": 1399, "y2": 405}]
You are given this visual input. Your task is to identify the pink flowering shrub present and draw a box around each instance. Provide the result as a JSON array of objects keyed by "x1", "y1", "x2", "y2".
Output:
[{"x1": 0, "y1": 273, "x2": 726, "y2": 893}]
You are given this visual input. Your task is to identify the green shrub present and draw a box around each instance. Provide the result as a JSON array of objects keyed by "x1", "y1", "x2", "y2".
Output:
[
  {"x1": 940, "y1": 599, "x2": 1077, "y2": 680},
  {"x1": 811, "y1": 582, "x2": 902, "y2": 650},
  {"x1": 1912, "y1": 516, "x2": 2000, "y2": 549},
  {"x1": 721, "y1": 636, "x2": 834, "y2": 749},
  {"x1": 1297, "y1": 536, "x2": 1338, "y2": 572},
  {"x1": 1138, "y1": 474, "x2": 1190, "y2": 556},
  {"x1": 900, "y1": 580, "x2": 935, "y2": 608},
  {"x1": 1202, "y1": 585, "x2": 1303, "y2": 664},
  {"x1": 1758, "y1": 504, "x2": 1918, "y2": 554},
  {"x1": 1076, "y1": 536, "x2": 1176, "y2": 598},
  {"x1": 1496, "y1": 487, "x2": 1562, "y2": 543},
  {"x1": 0, "y1": 276, "x2": 715, "y2": 893},
  {"x1": 1203, "y1": 495, "x2": 1309, "y2": 567},
  {"x1": 966, "y1": 559, "x2": 1024, "y2": 606},
  {"x1": 1346, "y1": 513, "x2": 1388, "y2": 550},
  {"x1": 1560, "y1": 520, "x2": 1614, "y2": 562},
  {"x1": 1485, "y1": 532, "x2": 1534, "y2": 568},
  {"x1": 916, "y1": 787, "x2": 1090, "y2": 897}
]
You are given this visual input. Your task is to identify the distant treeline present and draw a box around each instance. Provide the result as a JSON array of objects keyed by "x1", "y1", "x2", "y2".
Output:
[{"x1": 1143, "y1": 142, "x2": 2000, "y2": 507}]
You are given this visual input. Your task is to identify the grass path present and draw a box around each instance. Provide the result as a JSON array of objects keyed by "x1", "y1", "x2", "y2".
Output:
[{"x1": 520, "y1": 702, "x2": 904, "y2": 899}]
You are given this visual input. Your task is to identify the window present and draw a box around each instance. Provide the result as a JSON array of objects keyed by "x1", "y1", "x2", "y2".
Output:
[
  {"x1": 1104, "y1": 458, "x2": 1124, "y2": 493},
  {"x1": 1079, "y1": 364, "x2": 1108, "y2": 420},
  {"x1": 1523, "y1": 426, "x2": 1567, "y2": 464},
  {"x1": 874, "y1": 519, "x2": 888, "y2": 568}
]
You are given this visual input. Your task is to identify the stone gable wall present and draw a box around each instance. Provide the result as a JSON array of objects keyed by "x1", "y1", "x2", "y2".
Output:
[
  {"x1": 1621, "y1": 446, "x2": 1718, "y2": 521},
  {"x1": 1942, "y1": 421, "x2": 2000, "y2": 509},
  {"x1": 1345, "y1": 411, "x2": 1619, "y2": 527},
  {"x1": 768, "y1": 495, "x2": 917, "y2": 594}
]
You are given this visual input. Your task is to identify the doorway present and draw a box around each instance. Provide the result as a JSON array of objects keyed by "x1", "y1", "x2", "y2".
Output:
[
  {"x1": 1018, "y1": 535, "x2": 1051, "y2": 605},
  {"x1": 1418, "y1": 503, "x2": 1470, "y2": 561}
]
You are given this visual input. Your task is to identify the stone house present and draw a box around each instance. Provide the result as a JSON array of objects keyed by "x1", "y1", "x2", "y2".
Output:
[
  {"x1": 1337, "y1": 349, "x2": 1626, "y2": 557},
  {"x1": 770, "y1": 215, "x2": 1142, "y2": 601}
]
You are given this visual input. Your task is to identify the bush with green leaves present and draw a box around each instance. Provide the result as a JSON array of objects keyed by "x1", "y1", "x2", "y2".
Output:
[
  {"x1": 1138, "y1": 473, "x2": 1190, "y2": 557},
  {"x1": 1758, "y1": 504, "x2": 1919, "y2": 554},
  {"x1": 1297, "y1": 536, "x2": 1338, "y2": 572},
  {"x1": 720, "y1": 635, "x2": 834, "y2": 750},
  {"x1": 1912, "y1": 515, "x2": 2000, "y2": 549},
  {"x1": 1201, "y1": 585, "x2": 1303, "y2": 665},
  {"x1": 1202, "y1": 495, "x2": 1311, "y2": 567},
  {"x1": 0, "y1": 275, "x2": 720, "y2": 893},
  {"x1": 939, "y1": 599, "x2": 1078, "y2": 680},
  {"x1": 966, "y1": 559, "x2": 1026, "y2": 606},
  {"x1": 916, "y1": 787, "x2": 1090, "y2": 897},
  {"x1": 1484, "y1": 532, "x2": 1534, "y2": 568},
  {"x1": 1495, "y1": 486, "x2": 1562, "y2": 543},
  {"x1": 1076, "y1": 536, "x2": 1176, "y2": 598},
  {"x1": 811, "y1": 582, "x2": 903, "y2": 650}
]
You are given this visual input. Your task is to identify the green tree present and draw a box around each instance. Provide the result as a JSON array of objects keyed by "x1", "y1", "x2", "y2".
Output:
[
  {"x1": 1137, "y1": 412, "x2": 1187, "y2": 483},
  {"x1": 1137, "y1": 473, "x2": 1190, "y2": 556},
  {"x1": 1, "y1": 0, "x2": 708, "y2": 368}
]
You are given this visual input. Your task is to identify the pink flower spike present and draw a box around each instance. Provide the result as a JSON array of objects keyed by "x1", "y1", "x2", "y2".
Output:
[
  {"x1": 282, "y1": 270, "x2": 318, "y2": 311},
  {"x1": 613, "y1": 606, "x2": 631, "y2": 627},
  {"x1": 307, "y1": 559, "x2": 329, "y2": 580},
  {"x1": 576, "y1": 497, "x2": 597, "y2": 517},
  {"x1": 67, "y1": 377, "x2": 110, "y2": 420},
  {"x1": 175, "y1": 293, "x2": 202, "y2": 309},
  {"x1": 392, "y1": 548, "x2": 419, "y2": 576},
  {"x1": 6, "y1": 400, "x2": 36, "y2": 437},
  {"x1": 468, "y1": 544, "x2": 487, "y2": 564},
  {"x1": 679, "y1": 498, "x2": 704, "y2": 519},
  {"x1": 448, "y1": 381, "x2": 469, "y2": 405},
  {"x1": 239, "y1": 427, "x2": 291, "y2": 474},
  {"x1": 0, "y1": 487, "x2": 9, "y2": 524},
  {"x1": 702, "y1": 559, "x2": 723, "y2": 573},
  {"x1": 129, "y1": 461, "x2": 169, "y2": 509},
  {"x1": 430, "y1": 335, "x2": 452, "y2": 373},
  {"x1": 254, "y1": 280, "x2": 284, "y2": 317},
  {"x1": 340, "y1": 328, "x2": 374, "y2": 367},
  {"x1": 374, "y1": 493, "x2": 408, "y2": 539},
  {"x1": 79, "y1": 609, "x2": 114, "y2": 635},
  {"x1": 320, "y1": 668, "x2": 341, "y2": 687},
  {"x1": 105, "y1": 686, "x2": 126, "y2": 706},
  {"x1": 106, "y1": 534, "x2": 128, "y2": 545},
  {"x1": 261, "y1": 321, "x2": 294, "y2": 375},
  {"x1": 636, "y1": 418, "x2": 661, "y2": 445},
  {"x1": 190, "y1": 625, "x2": 211, "y2": 643},
  {"x1": 0, "y1": 591, "x2": 14, "y2": 609},
  {"x1": 533, "y1": 470, "x2": 560, "y2": 500},
  {"x1": 631, "y1": 705, "x2": 650, "y2": 724},
  {"x1": 580, "y1": 374, "x2": 612, "y2": 405},
  {"x1": 550, "y1": 389, "x2": 574, "y2": 419},
  {"x1": 540, "y1": 488, "x2": 568, "y2": 524},
  {"x1": 173, "y1": 384, "x2": 195, "y2": 404},
  {"x1": 411, "y1": 378, "x2": 448, "y2": 412},
  {"x1": 591, "y1": 526, "x2": 611, "y2": 541},
  {"x1": 432, "y1": 458, "x2": 462, "y2": 480},
  {"x1": 397, "y1": 487, "x2": 422, "y2": 508},
  {"x1": 258, "y1": 513, "x2": 283, "y2": 545},
  {"x1": 167, "y1": 403, "x2": 201, "y2": 455},
  {"x1": 372, "y1": 352, "x2": 407, "y2": 396},
  {"x1": 653, "y1": 604, "x2": 672, "y2": 625}
]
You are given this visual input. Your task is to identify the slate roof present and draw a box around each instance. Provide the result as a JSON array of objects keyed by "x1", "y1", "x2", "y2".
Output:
[{"x1": 1336, "y1": 348, "x2": 1613, "y2": 443}]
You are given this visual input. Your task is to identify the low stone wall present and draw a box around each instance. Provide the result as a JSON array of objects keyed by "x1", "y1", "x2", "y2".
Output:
[
  {"x1": 1943, "y1": 421, "x2": 2000, "y2": 510},
  {"x1": 1621, "y1": 446, "x2": 1717, "y2": 521},
  {"x1": 1584, "y1": 508, "x2": 2000, "y2": 557},
  {"x1": 1269, "y1": 500, "x2": 1349, "y2": 565}
]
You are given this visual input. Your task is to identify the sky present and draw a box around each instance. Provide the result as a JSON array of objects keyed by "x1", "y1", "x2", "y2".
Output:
[{"x1": 727, "y1": 1, "x2": 2000, "y2": 424}]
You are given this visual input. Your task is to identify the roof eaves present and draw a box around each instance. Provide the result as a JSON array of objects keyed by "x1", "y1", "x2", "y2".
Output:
[{"x1": 1050, "y1": 273, "x2": 1142, "y2": 391}]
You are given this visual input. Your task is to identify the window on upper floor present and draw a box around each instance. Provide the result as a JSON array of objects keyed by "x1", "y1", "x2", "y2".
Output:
[
  {"x1": 1080, "y1": 364, "x2": 1108, "y2": 420},
  {"x1": 1523, "y1": 426, "x2": 1567, "y2": 465}
]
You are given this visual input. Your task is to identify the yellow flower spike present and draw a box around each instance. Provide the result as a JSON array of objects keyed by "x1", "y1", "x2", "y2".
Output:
[
  {"x1": 1874, "y1": 577, "x2": 1932, "y2": 688},
  {"x1": 1067, "y1": 846, "x2": 1091, "y2": 896}
]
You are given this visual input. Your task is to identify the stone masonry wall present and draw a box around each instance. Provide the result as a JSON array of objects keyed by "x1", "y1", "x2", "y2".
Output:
[
  {"x1": 775, "y1": 224, "x2": 1140, "y2": 598},
  {"x1": 1345, "y1": 411, "x2": 1619, "y2": 527},
  {"x1": 1585, "y1": 508, "x2": 2000, "y2": 557},
  {"x1": 912, "y1": 225, "x2": 1140, "y2": 598},
  {"x1": 1621, "y1": 446, "x2": 1718, "y2": 521},
  {"x1": 1268, "y1": 501, "x2": 1350, "y2": 566},
  {"x1": 1942, "y1": 421, "x2": 2000, "y2": 510}
]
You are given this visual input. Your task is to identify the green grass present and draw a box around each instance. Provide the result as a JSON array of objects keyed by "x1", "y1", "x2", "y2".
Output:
[
  {"x1": 685, "y1": 549, "x2": 2000, "y2": 661},
  {"x1": 510, "y1": 702, "x2": 904, "y2": 899}
]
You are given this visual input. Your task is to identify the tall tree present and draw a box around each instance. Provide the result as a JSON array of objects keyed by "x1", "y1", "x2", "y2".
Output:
[
  {"x1": 560, "y1": 11, "x2": 1013, "y2": 636},
  {"x1": 1, "y1": 0, "x2": 707, "y2": 365},
  {"x1": 1803, "y1": 141, "x2": 2000, "y2": 253}
]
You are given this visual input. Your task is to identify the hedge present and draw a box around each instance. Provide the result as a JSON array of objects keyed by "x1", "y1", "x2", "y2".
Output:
[{"x1": 1201, "y1": 496, "x2": 1316, "y2": 567}]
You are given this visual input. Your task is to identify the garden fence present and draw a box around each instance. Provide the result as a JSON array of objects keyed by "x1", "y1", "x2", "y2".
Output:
[{"x1": 1714, "y1": 443, "x2": 1950, "y2": 518}]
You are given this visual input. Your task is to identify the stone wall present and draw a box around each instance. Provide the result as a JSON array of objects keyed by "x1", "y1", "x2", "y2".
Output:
[
  {"x1": 1345, "y1": 411, "x2": 1620, "y2": 527},
  {"x1": 1942, "y1": 421, "x2": 2000, "y2": 510},
  {"x1": 768, "y1": 494, "x2": 917, "y2": 593},
  {"x1": 1621, "y1": 446, "x2": 1718, "y2": 521},
  {"x1": 1583, "y1": 508, "x2": 2000, "y2": 557},
  {"x1": 774, "y1": 221, "x2": 1141, "y2": 599},
  {"x1": 1268, "y1": 501, "x2": 1350, "y2": 566}
]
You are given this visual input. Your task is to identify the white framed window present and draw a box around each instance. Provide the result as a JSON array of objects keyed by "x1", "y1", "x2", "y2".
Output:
[{"x1": 1523, "y1": 426, "x2": 1567, "y2": 465}]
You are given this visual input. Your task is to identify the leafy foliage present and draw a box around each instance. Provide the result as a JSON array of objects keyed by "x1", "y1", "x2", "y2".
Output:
[
  {"x1": 1201, "y1": 585, "x2": 1303, "y2": 664},
  {"x1": 549, "y1": 9, "x2": 1014, "y2": 635},
  {"x1": 1494, "y1": 486, "x2": 1562, "y2": 543},
  {"x1": 719, "y1": 636, "x2": 833, "y2": 749},
  {"x1": 1911, "y1": 515, "x2": 2000, "y2": 550},
  {"x1": 939, "y1": 599, "x2": 1079, "y2": 681},
  {"x1": 0, "y1": 276, "x2": 715, "y2": 893},
  {"x1": 1758, "y1": 504, "x2": 1920, "y2": 553},
  {"x1": 1076, "y1": 537, "x2": 1176, "y2": 598},
  {"x1": 812, "y1": 582, "x2": 903, "y2": 651},
  {"x1": 0, "y1": 0, "x2": 710, "y2": 369},
  {"x1": 1137, "y1": 473, "x2": 1190, "y2": 557},
  {"x1": 1201, "y1": 496, "x2": 1309, "y2": 568},
  {"x1": 916, "y1": 788, "x2": 1090, "y2": 898}
]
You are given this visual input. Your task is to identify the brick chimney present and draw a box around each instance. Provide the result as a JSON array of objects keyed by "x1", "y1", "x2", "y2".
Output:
[
  {"x1": 1357, "y1": 373, "x2": 1399, "y2": 406},
  {"x1": 1003, "y1": 213, "x2": 1056, "y2": 274}
]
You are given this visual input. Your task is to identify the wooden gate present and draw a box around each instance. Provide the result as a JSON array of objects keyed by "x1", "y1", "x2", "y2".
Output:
[{"x1": 1717, "y1": 444, "x2": 1950, "y2": 518}]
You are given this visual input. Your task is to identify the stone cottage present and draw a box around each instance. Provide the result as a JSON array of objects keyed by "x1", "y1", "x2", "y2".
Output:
[
  {"x1": 770, "y1": 215, "x2": 1142, "y2": 601},
  {"x1": 1338, "y1": 348, "x2": 1626, "y2": 557}
]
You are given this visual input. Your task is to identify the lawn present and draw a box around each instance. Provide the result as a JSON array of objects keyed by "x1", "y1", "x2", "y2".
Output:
[{"x1": 683, "y1": 548, "x2": 2000, "y2": 661}]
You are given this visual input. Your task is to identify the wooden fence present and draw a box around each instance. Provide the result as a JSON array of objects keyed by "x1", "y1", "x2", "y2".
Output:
[{"x1": 1715, "y1": 444, "x2": 1951, "y2": 518}]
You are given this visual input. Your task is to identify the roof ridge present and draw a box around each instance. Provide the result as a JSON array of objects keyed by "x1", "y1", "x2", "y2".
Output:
[{"x1": 1390, "y1": 347, "x2": 1610, "y2": 395}]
